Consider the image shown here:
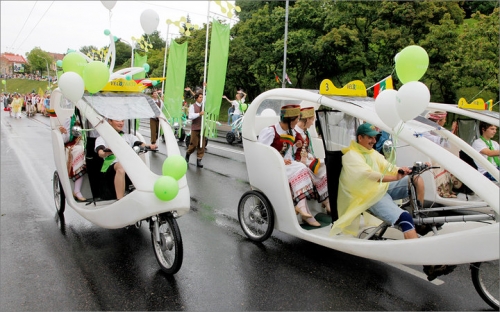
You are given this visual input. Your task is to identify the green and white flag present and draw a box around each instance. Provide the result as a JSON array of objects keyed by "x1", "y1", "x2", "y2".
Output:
[
  {"x1": 163, "y1": 40, "x2": 188, "y2": 126},
  {"x1": 204, "y1": 19, "x2": 230, "y2": 138}
]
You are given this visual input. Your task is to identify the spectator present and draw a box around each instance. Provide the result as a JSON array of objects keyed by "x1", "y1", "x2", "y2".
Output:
[{"x1": 472, "y1": 122, "x2": 499, "y2": 181}]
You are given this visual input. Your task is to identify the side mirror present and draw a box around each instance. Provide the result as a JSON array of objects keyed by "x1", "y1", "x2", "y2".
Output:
[
  {"x1": 71, "y1": 125, "x2": 82, "y2": 138},
  {"x1": 382, "y1": 140, "x2": 393, "y2": 159}
]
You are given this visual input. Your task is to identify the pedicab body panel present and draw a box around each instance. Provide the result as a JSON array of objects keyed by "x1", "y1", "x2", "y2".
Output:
[
  {"x1": 241, "y1": 88, "x2": 499, "y2": 266},
  {"x1": 50, "y1": 88, "x2": 190, "y2": 229}
]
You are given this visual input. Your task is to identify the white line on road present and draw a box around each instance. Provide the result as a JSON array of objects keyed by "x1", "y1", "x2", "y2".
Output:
[
  {"x1": 388, "y1": 262, "x2": 444, "y2": 285},
  {"x1": 208, "y1": 144, "x2": 245, "y2": 155}
]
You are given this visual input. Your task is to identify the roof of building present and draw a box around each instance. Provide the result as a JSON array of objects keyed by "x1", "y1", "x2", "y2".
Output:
[
  {"x1": 1, "y1": 53, "x2": 27, "y2": 63},
  {"x1": 48, "y1": 52, "x2": 65, "y2": 61}
]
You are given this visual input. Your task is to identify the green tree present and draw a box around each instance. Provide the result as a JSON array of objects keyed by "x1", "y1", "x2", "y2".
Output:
[{"x1": 26, "y1": 47, "x2": 53, "y2": 75}]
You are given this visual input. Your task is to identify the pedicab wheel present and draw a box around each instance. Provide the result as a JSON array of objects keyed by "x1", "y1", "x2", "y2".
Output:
[
  {"x1": 185, "y1": 134, "x2": 191, "y2": 147},
  {"x1": 178, "y1": 128, "x2": 186, "y2": 142},
  {"x1": 52, "y1": 171, "x2": 65, "y2": 215},
  {"x1": 470, "y1": 261, "x2": 499, "y2": 309},
  {"x1": 238, "y1": 190, "x2": 274, "y2": 242},
  {"x1": 226, "y1": 131, "x2": 235, "y2": 145},
  {"x1": 151, "y1": 213, "x2": 183, "y2": 274}
]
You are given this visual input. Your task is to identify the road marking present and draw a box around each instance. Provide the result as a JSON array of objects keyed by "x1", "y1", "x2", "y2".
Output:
[
  {"x1": 208, "y1": 144, "x2": 245, "y2": 155},
  {"x1": 388, "y1": 262, "x2": 444, "y2": 285}
]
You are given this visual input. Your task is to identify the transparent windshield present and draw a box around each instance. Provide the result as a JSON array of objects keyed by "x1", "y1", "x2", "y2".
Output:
[{"x1": 82, "y1": 92, "x2": 160, "y2": 120}]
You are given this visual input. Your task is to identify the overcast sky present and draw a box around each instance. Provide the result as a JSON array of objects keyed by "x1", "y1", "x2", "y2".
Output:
[{"x1": 1, "y1": 1, "x2": 238, "y2": 56}]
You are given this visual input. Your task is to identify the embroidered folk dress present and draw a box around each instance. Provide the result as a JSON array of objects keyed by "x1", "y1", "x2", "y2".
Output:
[
  {"x1": 62, "y1": 115, "x2": 86, "y2": 181},
  {"x1": 294, "y1": 125, "x2": 328, "y2": 202},
  {"x1": 258, "y1": 123, "x2": 316, "y2": 205}
]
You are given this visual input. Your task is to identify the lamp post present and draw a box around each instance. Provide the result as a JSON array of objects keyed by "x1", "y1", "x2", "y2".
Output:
[
  {"x1": 45, "y1": 59, "x2": 51, "y2": 89},
  {"x1": 281, "y1": 0, "x2": 289, "y2": 89}
]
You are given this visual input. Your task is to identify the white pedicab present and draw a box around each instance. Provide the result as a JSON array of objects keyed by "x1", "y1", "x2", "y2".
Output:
[
  {"x1": 49, "y1": 88, "x2": 190, "y2": 274},
  {"x1": 237, "y1": 88, "x2": 499, "y2": 309}
]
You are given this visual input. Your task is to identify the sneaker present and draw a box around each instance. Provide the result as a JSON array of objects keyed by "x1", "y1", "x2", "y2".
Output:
[{"x1": 423, "y1": 265, "x2": 457, "y2": 281}]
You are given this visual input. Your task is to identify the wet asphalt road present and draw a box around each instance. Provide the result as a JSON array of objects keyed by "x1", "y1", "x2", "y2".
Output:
[{"x1": 0, "y1": 112, "x2": 495, "y2": 311}]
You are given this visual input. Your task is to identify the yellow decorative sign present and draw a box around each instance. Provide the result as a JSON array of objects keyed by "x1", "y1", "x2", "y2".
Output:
[
  {"x1": 458, "y1": 98, "x2": 493, "y2": 111},
  {"x1": 319, "y1": 79, "x2": 367, "y2": 97},
  {"x1": 101, "y1": 78, "x2": 147, "y2": 92}
]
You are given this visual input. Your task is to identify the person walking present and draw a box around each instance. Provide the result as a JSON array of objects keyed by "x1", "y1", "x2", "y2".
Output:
[
  {"x1": 11, "y1": 93, "x2": 23, "y2": 119},
  {"x1": 185, "y1": 92, "x2": 206, "y2": 168},
  {"x1": 149, "y1": 90, "x2": 164, "y2": 144}
]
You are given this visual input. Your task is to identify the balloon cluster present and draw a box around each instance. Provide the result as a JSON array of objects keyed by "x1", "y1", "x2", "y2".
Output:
[
  {"x1": 58, "y1": 51, "x2": 110, "y2": 102},
  {"x1": 154, "y1": 155, "x2": 188, "y2": 201},
  {"x1": 375, "y1": 45, "x2": 430, "y2": 129}
]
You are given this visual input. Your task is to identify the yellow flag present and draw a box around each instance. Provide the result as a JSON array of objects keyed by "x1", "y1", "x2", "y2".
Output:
[{"x1": 38, "y1": 87, "x2": 44, "y2": 97}]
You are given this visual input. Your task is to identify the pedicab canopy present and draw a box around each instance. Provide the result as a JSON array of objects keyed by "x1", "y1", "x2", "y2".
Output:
[{"x1": 82, "y1": 92, "x2": 161, "y2": 120}]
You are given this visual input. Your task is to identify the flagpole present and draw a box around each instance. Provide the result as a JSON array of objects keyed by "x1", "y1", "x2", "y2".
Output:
[
  {"x1": 281, "y1": 0, "x2": 289, "y2": 89},
  {"x1": 162, "y1": 23, "x2": 170, "y2": 95},
  {"x1": 200, "y1": 1, "x2": 211, "y2": 148}
]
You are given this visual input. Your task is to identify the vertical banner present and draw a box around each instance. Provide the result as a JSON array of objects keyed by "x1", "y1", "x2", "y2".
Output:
[
  {"x1": 163, "y1": 40, "x2": 188, "y2": 125},
  {"x1": 204, "y1": 19, "x2": 230, "y2": 138},
  {"x1": 133, "y1": 52, "x2": 147, "y2": 79}
]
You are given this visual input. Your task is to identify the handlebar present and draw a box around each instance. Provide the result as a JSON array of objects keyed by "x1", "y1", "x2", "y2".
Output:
[
  {"x1": 398, "y1": 163, "x2": 440, "y2": 176},
  {"x1": 133, "y1": 145, "x2": 157, "y2": 154}
]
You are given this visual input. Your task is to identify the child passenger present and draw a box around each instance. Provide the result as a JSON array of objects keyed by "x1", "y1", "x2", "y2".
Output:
[
  {"x1": 258, "y1": 104, "x2": 321, "y2": 227},
  {"x1": 294, "y1": 107, "x2": 330, "y2": 213},
  {"x1": 59, "y1": 113, "x2": 87, "y2": 201}
]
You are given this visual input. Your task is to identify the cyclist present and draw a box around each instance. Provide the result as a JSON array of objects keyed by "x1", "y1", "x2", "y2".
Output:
[{"x1": 330, "y1": 123, "x2": 455, "y2": 281}]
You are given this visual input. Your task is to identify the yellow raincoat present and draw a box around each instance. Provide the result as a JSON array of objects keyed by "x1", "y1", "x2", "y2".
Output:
[{"x1": 330, "y1": 140, "x2": 398, "y2": 236}]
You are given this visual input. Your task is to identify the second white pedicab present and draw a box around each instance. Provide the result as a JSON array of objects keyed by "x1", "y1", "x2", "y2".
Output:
[
  {"x1": 237, "y1": 85, "x2": 499, "y2": 308},
  {"x1": 49, "y1": 84, "x2": 190, "y2": 274}
]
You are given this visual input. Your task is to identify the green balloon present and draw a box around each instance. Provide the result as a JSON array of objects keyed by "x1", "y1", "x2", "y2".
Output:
[
  {"x1": 143, "y1": 63, "x2": 150, "y2": 72},
  {"x1": 83, "y1": 61, "x2": 110, "y2": 93},
  {"x1": 154, "y1": 176, "x2": 179, "y2": 201},
  {"x1": 1, "y1": 80, "x2": 5, "y2": 85},
  {"x1": 162, "y1": 155, "x2": 187, "y2": 180},
  {"x1": 395, "y1": 45, "x2": 429, "y2": 84},
  {"x1": 62, "y1": 52, "x2": 87, "y2": 77},
  {"x1": 241, "y1": 103, "x2": 248, "y2": 112},
  {"x1": 56, "y1": 60, "x2": 63, "y2": 67}
]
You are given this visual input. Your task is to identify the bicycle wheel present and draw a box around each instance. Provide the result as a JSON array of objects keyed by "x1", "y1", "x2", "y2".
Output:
[
  {"x1": 53, "y1": 171, "x2": 65, "y2": 215},
  {"x1": 238, "y1": 190, "x2": 274, "y2": 242},
  {"x1": 471, "y1": 261, "x2": 499, "y2": 309},
  {"x1": 151, "y1": 213, "x2": 183, "y2": 275}
]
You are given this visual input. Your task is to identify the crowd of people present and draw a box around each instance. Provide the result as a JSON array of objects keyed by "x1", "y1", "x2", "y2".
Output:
[
  {"x1": 1, "y1": 91, "x2": 52, "y2": 117},
  {"x1": 1, "y1": 73, "x2": 57, "y2": 83}
]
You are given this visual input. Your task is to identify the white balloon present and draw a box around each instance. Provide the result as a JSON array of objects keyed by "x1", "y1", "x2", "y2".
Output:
[
  {"x1": 140, "y1": 9, "x2": 159, "y2": 35},
  {"x1": 101, "y1": 1, "x2": 116, "y2": 11},
  {"x1": 59, "y1": 72, "x2": 85, "y2": 103},
  {"x1": 395, "y1": 81, "x2": 430, "y2": 122},
  {"x1": 261, "y1": 108, "x2": 277, "y2": 117},
  {"x1": 375, "y1": 89, "x2": 400, "y2": 128}
]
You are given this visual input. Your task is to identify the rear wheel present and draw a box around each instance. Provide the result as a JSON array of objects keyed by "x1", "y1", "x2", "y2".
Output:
[
  {"x1": 471, "y1": 261, "x2": 499, "y2": 309},
  {"x1": 53, "y1": 171, "x2": 65, "y2": 215},
  {"x1": 238, "y1": 190, "x2": 274, "y2": 242},
  {"x1": 178, "y1": 128, "x2": 186, "y2": 142},
  {"x1": 226, "y1": 131, "x2": 235, "y2": 145},
  {"x1": 151, "y1": 213, "x2": 183, "y2": 274}
]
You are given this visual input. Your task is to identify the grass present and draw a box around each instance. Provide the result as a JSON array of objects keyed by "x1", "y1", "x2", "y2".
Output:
[{"x1": 1, "y1": 78, "x2": 54, "y2": 95}]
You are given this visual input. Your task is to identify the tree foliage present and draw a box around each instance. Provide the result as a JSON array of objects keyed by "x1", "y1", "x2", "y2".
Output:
[
  {"x1": 28, "y1": 0, "x2": 497, "y2": 109},
  {"x1": 26, "y1": 47, "x2": 53, "y2": 74}
]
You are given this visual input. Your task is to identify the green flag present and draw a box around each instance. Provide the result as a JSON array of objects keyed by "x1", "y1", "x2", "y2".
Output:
[
  {"x1": 204, "y1": 19, "x2": 230, "y2": 138},
  {"x1": 133, "y1": 52, "x2": 147, "y2": 79},
  {"x1": 163, "y1": 40, "x2": 188, "y2": 126}
]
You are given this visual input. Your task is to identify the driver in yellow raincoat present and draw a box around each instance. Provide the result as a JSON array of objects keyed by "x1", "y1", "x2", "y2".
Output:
[
  {"x1": 331, "y1": 123, "x2": 456, "y2": 281},
  {"x1": 330, "y1": 123, "x2": 422, "y2": 238}
]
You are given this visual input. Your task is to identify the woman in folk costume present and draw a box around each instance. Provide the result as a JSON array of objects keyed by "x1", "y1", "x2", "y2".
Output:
[
  {"x1": 258, "y1": 104, "x2": 321, "y2": 227},
  {"x1": 58, "y1": 111, "x2": 87, "y2": 201},
  {"x1": 294, "y1": 107, "x2": 330, "y2": 213},
  {"x1": 422, "y1": 110, "x2": 459, "y2": 198}
]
